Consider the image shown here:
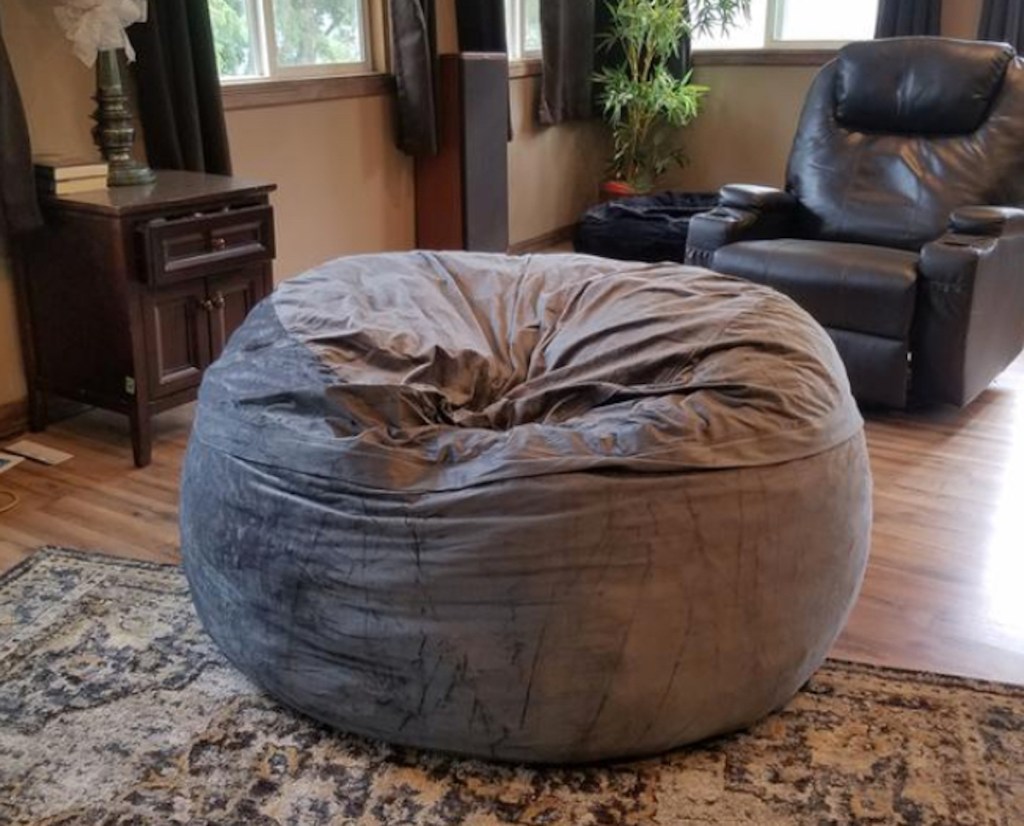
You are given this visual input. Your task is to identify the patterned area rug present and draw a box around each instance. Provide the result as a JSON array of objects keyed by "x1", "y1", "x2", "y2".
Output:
[{"x1": 1, "y1": 549, "x2": 1022, "y2": 825}]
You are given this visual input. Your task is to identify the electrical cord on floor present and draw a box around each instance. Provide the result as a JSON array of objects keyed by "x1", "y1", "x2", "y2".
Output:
[{"x1": 0, "y1": 489, "x2": 19, "y2": 514}]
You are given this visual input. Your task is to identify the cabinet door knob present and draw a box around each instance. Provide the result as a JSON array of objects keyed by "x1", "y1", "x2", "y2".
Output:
[
  {"x1": 199, "y1": 298, "x2": 214, "y2": 312},
  {"x1": 212, "y1": 292, "x2": 226, "y2": 309},
  {"x1": 211, "y1": 237, "x2": 228, "y2": 252}
]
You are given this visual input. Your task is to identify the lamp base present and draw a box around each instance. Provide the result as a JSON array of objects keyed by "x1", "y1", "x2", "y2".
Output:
[
  {"x1": 108, "y1": 160, "x2": 157, "y2": 187},
  {"x1": 93, "y1": 50, "x2": 155, "y2": 188}
]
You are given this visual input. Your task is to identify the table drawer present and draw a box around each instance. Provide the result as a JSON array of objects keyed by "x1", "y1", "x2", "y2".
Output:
[{"x1": 140, "y1": 204, "x2": 275, "y2": 285}]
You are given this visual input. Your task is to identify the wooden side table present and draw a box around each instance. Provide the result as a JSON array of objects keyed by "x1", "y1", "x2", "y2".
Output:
[{"x1": 13, "y1": 171, "x2": 277, "y2": 467}]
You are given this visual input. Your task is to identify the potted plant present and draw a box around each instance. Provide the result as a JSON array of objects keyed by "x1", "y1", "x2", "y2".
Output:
[{"x1": 596, "y1": 0, "x2": 750, "y2": 196}]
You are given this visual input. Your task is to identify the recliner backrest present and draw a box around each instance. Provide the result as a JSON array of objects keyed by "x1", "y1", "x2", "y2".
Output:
[{"x1": 786, "y1": 37, "x2": 1024, "y2": 250}]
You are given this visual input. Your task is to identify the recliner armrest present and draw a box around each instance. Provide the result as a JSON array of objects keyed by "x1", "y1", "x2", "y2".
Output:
[
  {"x1": 914, "y1": 222, "x2": 1024, "y2": 406},
  {"x1": 685, "y1": 184, "x2": 797, "y2": 267},
  {"x1": 949, "y1": 206, "x2": 1024, "y2": 237},
  {"x1": 719, "y1": 184, "x2": 798, "y2": 213}
]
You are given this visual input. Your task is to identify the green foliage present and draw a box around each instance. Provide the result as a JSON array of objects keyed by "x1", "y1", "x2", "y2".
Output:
[
  {"x1": 524, "y1": 0, "x2": 542, "y2": 52},
  {"x1": 207, "y1": 0, "x2": 363, "y2": 77},
  {"x1": 273, "y1": 0, "x2": 362, "y2": 67},
  {"x1": 595, "y1": 0, "x2": 750, "y2": 191},
  {"x1": 209, "y1": 0, "x2": 252, "y2": 77},
  {"x1": 687, "y1": 0, "x2": 753, "y2": 37}
]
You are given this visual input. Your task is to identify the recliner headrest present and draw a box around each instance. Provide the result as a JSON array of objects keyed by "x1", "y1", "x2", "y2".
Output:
[{"x1": 835, "y1": 37, "x2": 1014, "y2": 135}]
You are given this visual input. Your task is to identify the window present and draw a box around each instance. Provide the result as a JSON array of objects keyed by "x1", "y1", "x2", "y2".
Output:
[
  {"x1": 209, "y1": 0, "x2": 373, "y2": 81},
  {"x1": 506, "y1": 0, "x2": 541, "y2": 60},
  {"x1": 694, "y1": 0, "x2": 879, "y2": 50}
]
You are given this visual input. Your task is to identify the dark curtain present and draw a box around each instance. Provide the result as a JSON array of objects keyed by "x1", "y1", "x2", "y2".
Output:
[
  {"x1": 540, "y1": 0, "x2": 691, "y2": 125},
  {"x1": 132, "y1": 0, "x2": 232, "y2": 174},
  {"x1": 875, "y1": 0, "x2": 943, "y2": 37},
  {"x1": 389, "y1": 0, "x2": 439, "y2": 156},
  {"x1": 0, "y1": 17, "x2": 40, "y2": 236},
  {"x1": 455, "y1": 0, "x2": 508, "y2": 52},
  {"x1": 539, "y1": 0, "x2": 596, "y2": 124},
  {"x1": 979, "y1": 0, "x2": 1024, "y2": 50}
]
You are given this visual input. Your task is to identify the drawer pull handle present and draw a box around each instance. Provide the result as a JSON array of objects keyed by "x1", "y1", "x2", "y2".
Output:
[{"x1": 211, "y1": 236, "x2": 228, "y2": 251}]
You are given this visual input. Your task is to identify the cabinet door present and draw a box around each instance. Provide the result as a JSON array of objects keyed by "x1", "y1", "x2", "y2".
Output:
[
  {"x1": 143, "y1": 280, "x2": 212, "y2": 399},
  {"x1": 207, "y1": 268, "x2": 269, "y2": 358}
]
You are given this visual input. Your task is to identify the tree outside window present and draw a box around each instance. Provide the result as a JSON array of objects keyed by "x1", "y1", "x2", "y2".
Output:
[{"x1": 209, "y1": 0, "x2": 369, "y2": 80}]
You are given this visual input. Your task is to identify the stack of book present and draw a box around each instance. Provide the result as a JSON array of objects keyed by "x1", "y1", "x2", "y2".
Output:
[{"x1": 34, "y1": 155, "x2": 110, "y2": 196}]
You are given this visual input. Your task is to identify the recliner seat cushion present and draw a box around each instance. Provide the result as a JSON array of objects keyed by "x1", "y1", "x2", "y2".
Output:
[{"x1": 712, "y1": 239, "x2": 919, "y2": 339}]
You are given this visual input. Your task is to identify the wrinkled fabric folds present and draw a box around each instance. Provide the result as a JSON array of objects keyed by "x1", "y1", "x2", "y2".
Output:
[{"x1": 194, "y1": 252, "x2": 862, "y2": 492}]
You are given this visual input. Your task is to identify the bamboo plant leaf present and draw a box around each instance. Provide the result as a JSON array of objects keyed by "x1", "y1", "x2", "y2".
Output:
[{"x1": 594, "y1": 0, "x2": 749, "y2": 191}]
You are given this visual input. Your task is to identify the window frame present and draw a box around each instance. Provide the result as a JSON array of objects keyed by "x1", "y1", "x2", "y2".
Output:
[
  {"x1": 694, "y1": 0, "x2": 879, "y2": 52},
  {"x1": 218, "y1": 0, "x2": 377, "y2": 85},
  {"x1": 506, "y1": 0, "x2": 541, "y2": 61}
]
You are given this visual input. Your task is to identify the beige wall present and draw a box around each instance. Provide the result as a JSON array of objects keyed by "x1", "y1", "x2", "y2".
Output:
[
  {"x1": 672, "y1": 0, "x2": 985, "y2": 192},
  {"x1": 227, "y1": 99, "x2": 414, "y2": 279},
  {"x1": 944, "y1": 0, "x2": 982, "y2": 39},
  {"x1": 0, "y1": 0, "x2": 993, "y2": 416},
  {"x1": 0, "y1": 1, "x2": 96, "y2": 415},
  {"x1": 671, "y1": 64, "x2": 817, "y2": 191},
  {"x1": 0, "y1": 0, "x2": 417, "y2": 415},
  {"x1": 508, "y1": 76, "x2": 608, "y2": 245}
]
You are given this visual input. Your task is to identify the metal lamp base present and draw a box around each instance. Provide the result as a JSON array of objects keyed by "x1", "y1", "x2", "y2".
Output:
[
  {"x1": 108, "y1": 160, "x2": 157, "y2": 187},
  {"x1": 93, "y1": 50, "x2": 155, "y2": 187}
]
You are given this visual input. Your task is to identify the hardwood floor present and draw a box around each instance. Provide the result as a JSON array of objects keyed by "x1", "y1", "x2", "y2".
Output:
[{"x1": 2, "y1": 356, "x2": 1024, "y2": 685}]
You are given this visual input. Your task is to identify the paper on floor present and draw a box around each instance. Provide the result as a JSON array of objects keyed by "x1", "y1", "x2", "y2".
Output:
[{"x1": 4, "y1": 440, "x2": 73, "y2": 466}]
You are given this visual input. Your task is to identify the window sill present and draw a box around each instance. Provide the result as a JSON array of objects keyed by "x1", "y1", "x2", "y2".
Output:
[
  {"x1": 692, "y1": 49, "x2": 837, "y2": 67},
  {"x1": 509, "y1": 58, "x2": 542, "y2": 79},
  {"x1": 221, "y1": 73, "x2": 395, "y2": 111},
  {"x1": 507, "y1": 49, "x2": 834, "y2": 79}
]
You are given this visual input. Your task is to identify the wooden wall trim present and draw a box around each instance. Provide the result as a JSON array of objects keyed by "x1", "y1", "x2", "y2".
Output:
[
  {"x1": 509, "y1": 52, "x2": 833, "y2": 77},
  {"x1": 222, "y1": 74, "x2": 395, "y2": 111},
  {"x1": 218, "y1": 48, "x2": 829, "y2": 113},
  {"x1": 508, "y1": 224, "x2": 576, "y2": 255},
  {"x1": 0, "y1": 399, "x2": 27, "y2": 441},
  {"x1": 509, "y1": 58, "x2": 542, "y2": 79}
]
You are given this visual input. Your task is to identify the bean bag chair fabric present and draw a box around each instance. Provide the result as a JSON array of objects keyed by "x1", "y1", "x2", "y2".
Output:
[
  {"x1": 574, "y1": 191, "x2": 718, "y2": 262},
  {"x1": 181, "y1": 251, "x2": 871, "y2": 764}
]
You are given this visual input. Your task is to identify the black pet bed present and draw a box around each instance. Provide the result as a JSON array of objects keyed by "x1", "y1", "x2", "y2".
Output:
[{"x1": 574, "y1": 191, "x2": 718, "y2": 262}]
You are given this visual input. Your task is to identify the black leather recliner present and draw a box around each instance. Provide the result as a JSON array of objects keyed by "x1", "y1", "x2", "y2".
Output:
[{"x1": 685, "y1": 37, "x2": 1024, "y2": 408}]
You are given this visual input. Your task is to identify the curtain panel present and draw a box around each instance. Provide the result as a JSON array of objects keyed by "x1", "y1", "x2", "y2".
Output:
[
  {"x1": 539, "y1": 0, "x2": 596, "y2": 124},
  {"x1": 390, "y1": 0, "x2": 439, "y2": 156},
  {"x1": 0, "y1": 17, "x2": 40, "y2": 236},
  {"x1": 132, "y1": 0, "x2": 232, "y2": 175},
  {"x1": 875, "y1": 0, "x2": 943, "y2": 37},
  {"x1": 455, "y1": 0, "x2": 508, "y2": 52},
  {"x1": 539, "y1": 0, "x2": 691, "y2": 125},
  {"x1": 979, "y1": 0, "x2": 1024, "y2": 51}
]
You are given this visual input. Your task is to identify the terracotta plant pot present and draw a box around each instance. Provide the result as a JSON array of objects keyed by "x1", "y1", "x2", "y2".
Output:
[{"x1": 600, "y1": 180, "x2": 642, "y2": 202}]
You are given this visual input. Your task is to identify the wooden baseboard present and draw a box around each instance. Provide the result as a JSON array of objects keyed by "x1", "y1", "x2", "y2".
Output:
[
  {"x1": 508, "y1": 224, "x2": 577, "y2": 255},
  {"x1": 0, "y1": 399, "x2": 27, "y2": 441}
]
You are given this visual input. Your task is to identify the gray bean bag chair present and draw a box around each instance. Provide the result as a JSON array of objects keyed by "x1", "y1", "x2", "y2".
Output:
[{"x1": 181, "y1": 251, "x2": 871, "y2": 764}]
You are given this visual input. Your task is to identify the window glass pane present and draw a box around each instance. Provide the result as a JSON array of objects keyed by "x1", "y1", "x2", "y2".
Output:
[
  {"x1": 209, "y1": 0, "x2": 262, "y2": 77},
  {"x1": 692, "y1": 0, "x2": 768, "y2": 50},
  {"x1": 523, "y1": 0, "x2": 541, "y2": 54},
  {"x1": 272, "y1": 0, "x2": 365, "y2": 67},
  {"x1": 775, "y1": 0, "x2": 878, "y2": 42}
]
